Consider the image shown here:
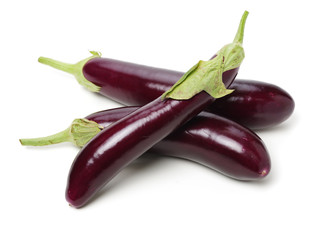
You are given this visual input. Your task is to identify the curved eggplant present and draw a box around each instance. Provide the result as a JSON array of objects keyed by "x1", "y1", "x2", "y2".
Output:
[
  {"x1": 83, "y1": 56, "x2": 294, "y2": 129},
  {"x1": 20, "y1": 104, "x2": 270, "y2": 182},
  {"x1": 87, "y1": 108, "x2": 271, "y2": 180},
  {"x1": 39, "y1": 33, "x2": 293, "y2": 130},
  {"x1": 66, "y1": 68, "x2": 238, "y2": 207}
]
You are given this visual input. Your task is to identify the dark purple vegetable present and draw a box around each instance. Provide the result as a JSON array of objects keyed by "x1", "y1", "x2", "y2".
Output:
[
  {"x1": 39, "y1": 35, "x2": 293, "y2": 131},
  {"x1": 65, "y1": 12, "x2": 248, "y2": 207},
  {"x1": 20, "y1": 106, "x2": 271, "y2": 181},
  {"x1": 81, "y1": 60, "x2": 294, "y2": 129},
  {"x1": 88, "y1": 109, "x2": 270, "y2": 180},
  {"x1": 39, "y1": 57, "x2": 294, "y2": 130}
]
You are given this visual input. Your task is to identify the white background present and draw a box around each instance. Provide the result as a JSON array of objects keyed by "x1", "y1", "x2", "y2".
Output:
[{"x1": 1, "y1": 0, "x2": 333, "y2": 239}]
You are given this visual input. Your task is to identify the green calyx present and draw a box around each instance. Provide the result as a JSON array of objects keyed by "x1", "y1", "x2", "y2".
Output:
[
  {"x1": 162, "y1": 11, "x2": 248, "y2": 100},
  {"x1": 38, "y1": 51, "x2": 102, "y2": 92},
  {"x1": 19, "y1": 119, "x2": 103, "y2": 147}
]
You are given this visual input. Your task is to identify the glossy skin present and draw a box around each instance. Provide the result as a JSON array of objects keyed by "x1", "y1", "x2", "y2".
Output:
[
  {"x1": 66, "y1": 69, "x2": 238, "y2": 208},
  {"x1": 87, "y1": 107, "x2": 270, "y2": 180},
  {"x1": 83, "y1": 58, "x2": 294, "y2": 129},
  {"x1": 207, "y1": 80, "x2": 295, "y2": 129}
]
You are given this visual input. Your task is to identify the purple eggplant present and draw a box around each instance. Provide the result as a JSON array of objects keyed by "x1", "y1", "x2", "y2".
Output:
[
  {"x1": 80, "y1": 59, "x2": 294, "y2": 129},
  {"x1": 39, "y1": 33, "x2": 293, "y2": 131},
  {"x1": 65, "y1": 12, "x2": 248, "y2": 207},
  {"x1": 20, "y1": 106, "x2": 270, "y2": 181},
  {"x1": 39, "y1": 57, "x2": 294, "y2": 130},
  {"x1": 88, "y1": 109, "x2": 270, "y2": 180}
]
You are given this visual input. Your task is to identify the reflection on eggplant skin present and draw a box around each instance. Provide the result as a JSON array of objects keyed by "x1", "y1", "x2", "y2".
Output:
[{"x1": 189, "y1": 127, "x2": 244, "y2": 154}]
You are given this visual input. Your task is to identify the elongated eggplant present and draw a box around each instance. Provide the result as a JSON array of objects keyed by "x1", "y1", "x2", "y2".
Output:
[
  {"x1": 39, "y1": 31, "x2": 293, "y2": 130},
  {"x1": 81, "y1": 60, "x2": 294, "y2": 129},
  {"x1": 66, "y1": 12, "x2": 248, "y2": 207},
  {"x1": 89, "y1": 109, "x2": 270, "y2": 180},
  {"x1": 20, "y1": 106, "x2": 270, "y2": 181}
]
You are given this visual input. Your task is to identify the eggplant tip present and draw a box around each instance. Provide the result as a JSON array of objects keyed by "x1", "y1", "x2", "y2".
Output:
[{"x1": 259, "y1": 168, "x2": 270, "y2": 178}]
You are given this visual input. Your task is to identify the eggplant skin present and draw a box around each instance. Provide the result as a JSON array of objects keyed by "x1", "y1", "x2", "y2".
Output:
[
  {"x1": 83, "y1": 58, "x2": 294, "y2": 129},
  {"x1": 87, "y1": 108, "x2": 271, "y2": 181},
  {"x1": 207, "y1": 80, "x2": 295, "y2": 129}
]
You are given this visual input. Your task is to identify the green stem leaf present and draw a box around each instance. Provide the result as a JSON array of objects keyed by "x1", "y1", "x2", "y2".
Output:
[
  {"x1": 233, "y1": 11, "x2": 249, "y2": 44},
  {"x1": 38, "y1": 51, "x2": 102, "y2": 92},
  {"x1": 19, "y1": 119, "x2": 103, "y2": 147},
  {"x1": 20, "y1": 129, "x2": 72, "y2": 146},
  {"x1": 162, "y1": 11, "x2": 248, "y2": 100}
]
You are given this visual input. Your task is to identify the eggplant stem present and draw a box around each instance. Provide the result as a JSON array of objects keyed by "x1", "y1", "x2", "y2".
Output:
[
  {"x1": 38, "y1": 57, "x2": 75, "y2": 74},
  {"x1": 233, "y1": 11, "x2": 249, "y2": 45},
  {"x1": 162, "y1": 11, "x2": 248, "y2": 100},
  {"x1": 19, "y1": 128, "x2": 71, "y2": 146},
  {"x1": 19, "y1": 118, "x2": 102, "y2": 147},
  {"x1": 38, "y1": 51, "x2": 102, "y2": 92}
]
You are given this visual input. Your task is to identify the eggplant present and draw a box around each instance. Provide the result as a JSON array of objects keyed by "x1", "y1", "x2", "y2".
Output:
[
  {"x1": 39, "y1": 33, "x2": 293, "y2": 130},
  {"x1": 88, "y1": 109, "x2": 270, "y2": 180},
  {"x1": 65, "y1": 12, "x2": 248, "y2": 207},
  {"x1": 20, "y1": 106, "x2": 271, "y2": 181}
]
